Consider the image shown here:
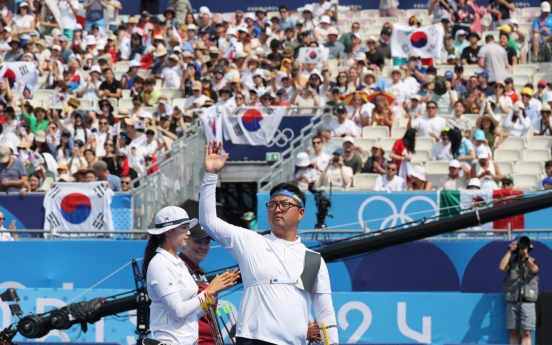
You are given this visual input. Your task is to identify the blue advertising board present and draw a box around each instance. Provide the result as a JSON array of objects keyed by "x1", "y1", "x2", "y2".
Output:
[
  {"x1": 0, "y1": 193, "x2": 132, "y2": 233},
  {"x1": 118, "y1": 0, "x2": 540, "y2": 16},
  {"x1": 257, "y1": 191, "x2": 552, "y2": 230},
  {"x1": 1, "y1": 240, "x2": 552, "y2": 294},
  {"x1": 223, "y1": 115, "x2": 314, "y2": 161},
  {"x1": 0, "y1": 288, "x2": 512, "y2": 344}
]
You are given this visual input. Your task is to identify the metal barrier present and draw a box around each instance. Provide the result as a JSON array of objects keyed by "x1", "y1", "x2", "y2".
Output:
[
  {"x1": 257, "y1": 106, "x2": 333, "y2": 192},
  {"x1": 130, "y1": 120, "x2": 205, "y2": 231}
]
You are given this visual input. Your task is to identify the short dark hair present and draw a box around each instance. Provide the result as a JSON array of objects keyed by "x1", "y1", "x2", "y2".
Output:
[
  {"x1": 219, "y1": 58, "x2": 229, "y2": 67},
  {"x1": 98, "y1": 58, "x2": 108, "y2": 65},
  {"x1": 121, "y1": 174, "x2": 132, "y2": 180},
  {"x1": 145, "y1": 78, "x2": 155, "y2": 85},
  {"x1": 311, "y1": 134, "x2": 323, "y2": 143},
  {"x1": 485, "y1": 35, "x2": 494, "y2": 43},
  {"x1": 269, "y1": 183, "x2": 307, "y2": 208},
  {"x1": 84, "y1": 171, "x2": 96, "y2": 177},
  {"x1": 102, "y1": 67, "x2": 113, "y2": 74},
  {"x1": 279, "y1": 5, "x2": 288, "y2": 11},
  {"x1": 135, "y1": 76, "x2": 144, "y2": 84},
  {"x1": 546, "y1": 160, "x2": 552, "y2": 169},
  {"x1": 426, "y1": 101, "x2": 437, "y2": 108},
  {"x1": 84, "y1": 149, "x2": 95, "y2": 156},
  {"x1": 388, "y1": 160, "x2": 398, "y2": 168}
]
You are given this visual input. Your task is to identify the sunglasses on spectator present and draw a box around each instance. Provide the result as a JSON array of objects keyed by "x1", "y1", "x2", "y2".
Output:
[
  {"x1": 546, "y1": 169, "x2": 552, "y2": 174},
  {"x1": 0, "y1": 218, "x2": 4, "y2": 220},
  {"x1": 503, "y1": 182, "x2": 512, "y2": 186},
  {"x1": 105, "y1": 143, "x2": 113, "y2": 146},
  {"x1": 121, "y1": 181, "x2": 131, "y2": 185},
  {"x1": 100, "y1": 122, "x2": 108, "y2": 125},
  {"x1": 352, "y1": 25, "x2": 360, "y2": 29},
  {"x1": 493, "y1": 85, "x2": 504, "y2": 89},
  {"x1": 427, "y1": 106, "x2": 436, "y2": 109},
  {"x1": 312, "y1": 140, "x2": 322, "y2": 145},
  {"x1": 387, "y1": 167, "x2": 396, "y2": 171}
]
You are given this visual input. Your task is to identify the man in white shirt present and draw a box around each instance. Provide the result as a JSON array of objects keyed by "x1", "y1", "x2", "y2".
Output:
[
  {"x1": 200, "y1": 141, "x2": 339, "y2": 345},
  {"x1": 185, "y1": 81, "x2": 210, "y2": 110},
  {"x1": 318, "y1": 149, "x2": 353, "y2": 188},
  {"x1": 161, "y1": 54, "x2": 183, "y2": 88},
  {"x1": 430, "y1": 127, "x2": 453, "y2": 160},
  {"x1": 439, "y1": 159, "x2": 467, "y2": 190},
  {"x1": 373, "y1": 161, "x2": 406, "y2": 191},
  {"x1": 329, "y1": 104, "x2": 357, "y2": 137},
  {"x1": 309, "y1": 134, "x2": 331, "y2": 176},
  {"x1": 410, "y1": 116, "x2": 432, "y2": 137},
  {"x1": 0, "y1": 211, "x2": 16, "y2": 241},
  {"x1": 424, "y1": 101, "x2": 447, "y2": 141},
  {"x1": 59, "y1": 0, "x2": 80, "y2": 38}
]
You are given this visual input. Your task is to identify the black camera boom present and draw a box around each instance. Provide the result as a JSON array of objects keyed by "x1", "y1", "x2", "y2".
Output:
[{"x1": 308, "y1": 183, "x2": 333, "y2": 230}]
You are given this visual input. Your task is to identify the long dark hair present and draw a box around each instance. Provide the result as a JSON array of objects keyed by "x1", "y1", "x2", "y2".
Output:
[
  {"x1": 448, "y1": 128, "x2": 462, "y2": 157},
  {"x1": 511, "y1": 108, "x2": 526, "y2": 122},
  {"x1": 142, "y1": 233, "x2": 165, "y2": 278},
  {"x1": 402, "y1": 128, "x2": 417, "y2": 154}
]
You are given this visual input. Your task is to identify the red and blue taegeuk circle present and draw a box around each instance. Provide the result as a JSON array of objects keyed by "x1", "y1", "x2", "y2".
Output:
[
  {"x1": 3, "y1": 69, "x2": 16, "y2": 89},
  {"x1": 410, "y1": 31, "x2": 428, "y2": 49},
  {"x1": 60, "y1": 193, "x2": 92, "y2": 224},
  {"x1": 309, "y1": 51, "x2": 318, "y2": 60},
  {"x1": 241, "y1": 109, "x2": 263, "y2": 132}
]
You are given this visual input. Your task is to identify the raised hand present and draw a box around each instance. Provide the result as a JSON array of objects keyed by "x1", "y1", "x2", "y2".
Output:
[{"x1": 204, "y1": 140, "x2": 229, "y2": 175}]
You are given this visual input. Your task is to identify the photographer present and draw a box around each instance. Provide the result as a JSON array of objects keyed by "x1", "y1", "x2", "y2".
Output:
[
  {"x1": 499, "y1": 236, "x2": 539, "y2": 345},
  {"x1": 318, "y1": 149, "x2": 353, "y2": 189}
]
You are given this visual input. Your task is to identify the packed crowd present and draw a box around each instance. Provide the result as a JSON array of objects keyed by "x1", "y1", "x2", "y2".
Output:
[{"x1": 0, "y1": 0, "x2": 550, "y2": 196}]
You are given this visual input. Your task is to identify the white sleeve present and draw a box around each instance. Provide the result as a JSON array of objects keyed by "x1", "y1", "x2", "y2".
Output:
[
  {"x1": 199, "y1": 173, "x2": 256, "y2": 255},
  {"x1": 520, "y1": 115, "x2": 532, "y2": 129},
  {"x1": 313, "y1": 293, "x2": 339, "y2": 343},
  {"x1": 373, "y1": 176, "x2": 382, "y2": 191},
  {"x1": 159, "y1": 290, "x2": 206, "y2": 322},
  {"x1": 503, "y1": 113, "x2": 514, "y2": 128}
]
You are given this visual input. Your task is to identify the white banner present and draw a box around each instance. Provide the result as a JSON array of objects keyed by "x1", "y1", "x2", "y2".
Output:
[
  {"x1": 390, "y1": 24, "x2": 444, "y2": 59},
  {"x1": 298, "y1": 47, "x2": 329, "y2": 64},
  {"x1": 202, "y1": 105, "x2": 224, "y2": 144},
  {"x1": 222, "y1": 106, "x2": 286, "y2": 146},
  {"x1": 43, "y1": 0, "x2": 64, "y2": 31},
  {"x1": 0, "y1": 62, "x2": 38, "y2": 93},
  {"x1": 43, "y1": 182, "x2": 114, "y2": 236}
]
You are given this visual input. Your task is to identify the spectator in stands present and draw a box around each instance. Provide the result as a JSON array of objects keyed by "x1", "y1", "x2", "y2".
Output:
[
  {"x1": 377, "y1": 27, "x2": 392, "y2": 60},
  {"x1": 488, "y1": 80, "x2": 513, "y2": 115},
  {"x1": 538, "y1": 172, "x2": 552, "y2": 189},
  {"x1": 99, "y1": 68, "x2": 122, "y2": 99},
  {"x1": 428, "y1": 0, "x2": 457, "y2": 23},
  {"x1": 93, "y1": 160, "x2": 121, "y2": 191},
  {"x1": 365, "y1": 36, "x2": 385, "y2": 70},
  {"x1": 531, "y1": 1, "x2": 552, "y2": 62},
  {"x1": 424, "y1": 100, "x2": 447, "y2": 141},
  {"x1": 476, "y1": 113, "x2": 502, "y2": 149},
  {"x1": 441, "y1": 34, "x2": 459, "y2": 66},
  {"x1": 472, "y1": 129, "x2": 493, "y2": 159},
  {"x1": 501, "y1": 174, "x2": 515, "y2": 190},
  {"x1": 431, "y1": 127, "x2": 453, "y2": 161},
  {"x1": 0, "y1": 145, "x2": 27, "y2": 193},
  {"x1": 466, "y1": 177, "x2": 480, "y2": 189},
  {"x1": 453, "y1": 0, "x2": 477, "y2": 36},
  {"x1": 290, "y1": 152, "x2": 318, "y2": 189},
  {"x1": 432, "y1": 76, "x2": 458, "y2": 114},
  {"x1": 447, "y1": 101, "x2": 471, "y2": 137},
  {"x1": 499, "y1": 32, "x2": 518, "y2": 67},
  {"x1": 476, "y1": 71, "x2": 494, "y2": 96},
  {"x1": 362, "y1": 142, "x2": 387, "y2": 174},
  {"x1": 461, "y1": 32, "x2": 481, "y2": 65},
  {"x1": 385, "y1": 67, "x2": 410, "y2": 111},
  {"x1": 324, "y1": 27, "x2": 344, "y2": 62},
  {"x1": 449, "y1": 127, "x2": 476, "y2": 174},
  {"x1": 0, "y1": 210, "x2": 17, "y2": 241},
  {"x1": 470, "y1": 145, "x2": 502, "y2": 190},
  {"x1": 347, "y1": 92, "x2": 374, "y2": 128},
  {"x1": 84, "y1": 169, "x2": 96, "y2": 182},
  {"x1": 487, "y1": 0, "x2": 514, "y2": 28},
  {"x1": 120, "y1": 174, "x2": 133, "y2": 192},
  {"x1": 406, "y1": 95, "x2": 424, "y2": 119},
  {"x1": 533, "y1": 103, "x2": 552, "y2": 135},
  {"x1": 318, "y1": 148, "x2": 353, "y2": 189},
  {"x1": 329, "y1": 104, "x2": 357, "y2": 138},
  {"x1": 374, "y1": 161, "x2": 406, "y2": 192},
  {"x1": 504, "y1": 78, "x2": 520, "y2": 104},
  {"x1": 390, "y1": 128, "x2": 416, "y2": 174},
  {"x1": 408, "y1": 166, "x2": 433, "y2": 190},
  {"x1": 478, "y1": 35, "x2": 508, "y2": 84},
  {"x1": 341, "y1": 136, "x2": 362, "y2": 175},
  {"x1": 309, "y1": 135, "x2": 331, "y2": 176},
  {"x1": 440, "y1": 159, "x2": 468, "y2": 190},
  {"x1": 504, "y1": 102, "x2": 532, "y2": 141},
  {"x1": 372, "y1": 93, "x2": 395, "y2": 129}
]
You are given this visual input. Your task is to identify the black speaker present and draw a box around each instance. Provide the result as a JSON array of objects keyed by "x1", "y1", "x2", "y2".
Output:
[{"x1": 536, "y1": 291, "x2": 552, "y2": 344}]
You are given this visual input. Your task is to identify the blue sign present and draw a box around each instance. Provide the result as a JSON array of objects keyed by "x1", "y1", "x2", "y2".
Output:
[
  {"x1": 0, "y1": 194, "x2": 132, "y2": 233},
  {"x1": 0, "y1": 288, "x2": 513, "y2": 344},
  {"x1": 118, "y1": 0, "x2": 540, "y2": 15},
  {"x1": 257, "y1": 191, "x2": 552, "y2": 230},
  {"x1": 223, "y1": 115, "x2": 314, "y2": 161}
]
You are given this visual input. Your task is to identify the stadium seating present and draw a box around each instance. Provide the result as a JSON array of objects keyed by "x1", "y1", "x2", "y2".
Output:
[
  {"x1": 497, "y1": 161, "x2": 515, "y2": 175},
  {"x1": 495, "y1": 149, "x2": 523, "y2": 162},
  {"x1": 512, "y1": 174, "x2": 540, "y2": 189},
  {"x1": 523, "y1": 149, "x2": 552, "y2": 162},
  {"x1": 362, "y1": 127, "x2": 389, "y2": 139},
  {"x1": 352, "y1": 173, "x2": 380, "y2": 189},
  {"x1": 499, "y1": 137, "x2": 526, "y2": 150},
  {"x1": 516, "y1": 161, "x2": 545, "y2": 175},
  {"x1": 426, "y1": 161, "x2": 450, "y2": 175}
]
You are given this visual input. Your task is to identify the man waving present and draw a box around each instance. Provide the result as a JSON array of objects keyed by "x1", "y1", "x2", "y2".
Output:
[{"x1": 199, "y1": 141, "x2": 339, "y2": 345}]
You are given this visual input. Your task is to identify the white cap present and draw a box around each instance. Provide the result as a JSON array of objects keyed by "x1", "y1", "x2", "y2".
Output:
[
  {"x1": 542, "y1": 1, "x2": 551, "y2": 12},
  {"x1": 148, "y1": 206, "x2": 198, "y2": 235},
  {"x1": 295, "y1": 152, "x2": 310, "y2": 167},
  {"x1": 199, "y1": 6, "x2": 212, "y2": 16},
  {"x1": 187, "y1": 24, "x2": 197, "y2": 31},
  {"x1": 52, "y1": 44, "x2": 61, "y2": 51},
  {"x1": 86, "y1": 35, "x2": 97, "y2": 46},
  {"x1": 245, "y1": 13, "x2": 256, "y2": 21},
  {"x1": 448, "y1": 159, "x2": 461, "y2": 168},
  {"x1": 75, "y1": 23, "x2": 83, "y2": 31},
  {"x1": 468, "y1": 178, "x2": 481, "y2": 188},
  {"x1": 513, "y1": 101, "x2": 525, "y2": 111},
  {"x1": 457, "y1": 29, "x2": 467, "y2": 36},
  {"x1": 510, "y1": 18, "x2": 518, "y2": 25},
  {"x1": 476, "y1": 145, "x2": 489, "y2": 159},
  {"x1": 139, "y1": 112, "x2": 153, "y2": 120},
  {"x1": 320, "y1": 15, "x2": 331, "y2": 24},
  {"x1": 96, "y1": 43, "x2": 105, "y2": 50},
  {"x1": 327, "y1": 27, "x2": 339, "y2": 36},
  {"x1": 343, "y1": 135, "x2": 355, "y2": 144},
  {"x1": 89, "y1": 65, "x2": 102, "y2": 74},
  {"x1": 129, "y1": 60, "x2": 142, "y2": 68},
  {"x1": 226, "y1": 27, "x2": 236, "y2": 36}
]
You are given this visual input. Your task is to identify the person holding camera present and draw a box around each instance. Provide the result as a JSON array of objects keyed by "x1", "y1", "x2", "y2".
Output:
[
  {"x1": 318, "y1": 148, "x2": 353, "y2": 189},
  {"x1": 499, "y1": 236, "x2": 539, "y2": 345}
]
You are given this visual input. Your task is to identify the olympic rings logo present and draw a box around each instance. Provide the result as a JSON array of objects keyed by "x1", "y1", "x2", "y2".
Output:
[
  {"x1": 266, "y1": 128, "x2": 295, "y2": 148},
  {"x1": 357, "y1": 195, "x2": 438, "y2": 231}
]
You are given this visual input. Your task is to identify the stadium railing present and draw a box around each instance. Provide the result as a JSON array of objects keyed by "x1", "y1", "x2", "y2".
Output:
[{"x1": 256, "y1": 106, "x2": 333, "y2": 192}]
